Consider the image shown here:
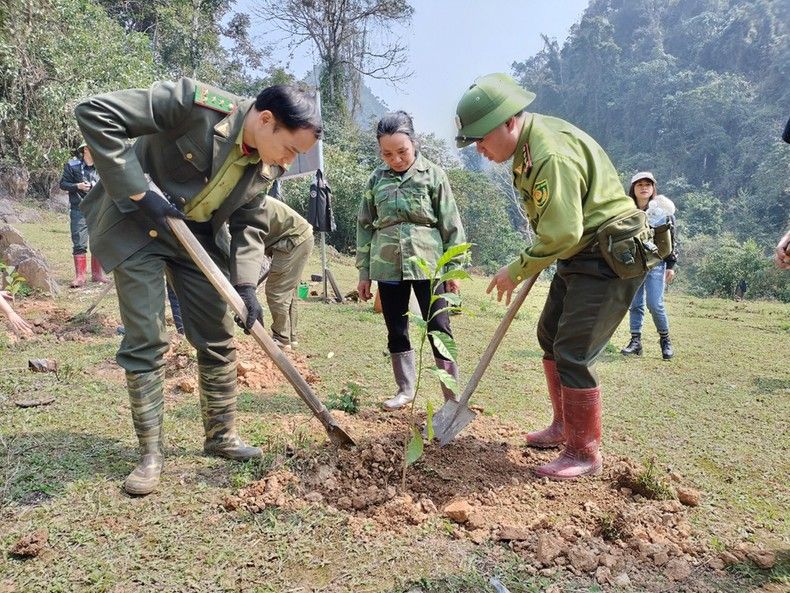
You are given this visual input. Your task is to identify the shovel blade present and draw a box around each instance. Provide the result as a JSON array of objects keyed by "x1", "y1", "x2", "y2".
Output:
[
  {"x1": 432, "y1": 400, "x2": 477, "y2": 447},
  {"x1": 326, "y1": 423, "x2": 356, "y2": 448}
]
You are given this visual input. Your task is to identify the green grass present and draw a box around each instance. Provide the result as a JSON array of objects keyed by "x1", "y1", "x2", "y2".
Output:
[{"x1": 1, "y1": 211, "x2": 788, "y2": 591}]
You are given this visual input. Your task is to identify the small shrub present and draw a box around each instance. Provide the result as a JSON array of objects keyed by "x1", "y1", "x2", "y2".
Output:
[
  {"x1": 615, "y1": 457, "x2": 675, "y2": 501},
  {"x1": 598, "y1": 512, "x2": 628, "y2": 541},
  {"x1": 0, "y1": 263, "x2": 30, "y2": 299},
  {"x1": 326, "y1": 382, "x2": 363, "y2": 415},
  {"x1": 635, "y1": 458, "x2": 676, "y2": 501}
]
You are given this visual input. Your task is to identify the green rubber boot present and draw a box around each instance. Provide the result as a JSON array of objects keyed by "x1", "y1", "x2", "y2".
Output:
[
  {"x1": 199, "y1": 362, "x2": 262, "y2": 460},
  {"x1": 124, "y1": 369, "x2": 165, "y2": 496}
]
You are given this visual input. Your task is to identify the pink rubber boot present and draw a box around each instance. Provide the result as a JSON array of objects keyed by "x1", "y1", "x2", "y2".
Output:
[
  {"x1": 526, "y1": 358, "x2": 564, "y2": 448},
  {"x1": 533, "y1": 385, "x2": 602, "y2": 480}
]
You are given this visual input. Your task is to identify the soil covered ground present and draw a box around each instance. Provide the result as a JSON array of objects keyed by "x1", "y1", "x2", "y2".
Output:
[{"x1": 223, "y1": 408, "x2": 779, "y2": 592}]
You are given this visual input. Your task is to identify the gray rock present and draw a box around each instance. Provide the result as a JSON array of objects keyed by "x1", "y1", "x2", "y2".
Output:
[
  {"x1": 0, "y1": 163, "x2": 29, "y2": 202},
  {"x1": 0, "y1": 230, "x2": 59, "y2": 295},
  {"x1": 0, "y1": 199, "x2": 42, "y2": 223},
  {"x1": 48, "y1": 190, "x2": 70, "y2": 213}
]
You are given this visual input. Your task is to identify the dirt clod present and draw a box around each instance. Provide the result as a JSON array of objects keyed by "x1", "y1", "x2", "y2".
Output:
[
  {"x1": 664, "y1": 557, "x2": 692, "y2": 581},
  {"x1": 676, "y1": 486, "x2": 702, "y2": 507},
  {"x1": 443, "y1": 500, "x2": 472, "y2": 523},
  {"x1": 568, "y1": 544, "x2": 599, "y2": 572},
  {"x1": 746, "y1": 548, "x2": 776, "y2": 569},
  {"x1": 9, "y1": 529, "x2": 48, "y2": 558},
  {"x1": 497, "y1": 525, "x2": 530, "y2": 541}
]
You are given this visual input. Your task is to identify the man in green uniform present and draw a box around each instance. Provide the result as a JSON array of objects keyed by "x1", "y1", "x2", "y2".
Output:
[
  {"x1": 76, "y1": 78, "x2": 321, "y2": 495},
  {"x1": 455, "y1": 73, "x2": 646, "y2": 480},
  {"x1": 257, "y1": 197, "x2": 313, "y2": 349}
]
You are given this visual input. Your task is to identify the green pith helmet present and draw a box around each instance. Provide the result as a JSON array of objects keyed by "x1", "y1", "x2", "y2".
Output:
[
  {"x1": 77, "y1": 141, "x2": 87, "y2": 153},
  {"x1": 455, "y1": 73, "x2": 536, "y2": 148}
]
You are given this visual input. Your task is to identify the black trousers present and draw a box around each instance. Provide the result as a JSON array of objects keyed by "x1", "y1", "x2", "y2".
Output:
[
  {"x1": 378, "y1": 280, "x2": 453, "y2": 360},
  {"x1": 537, "y1": 251, "x2": 644, "y2": 389}
]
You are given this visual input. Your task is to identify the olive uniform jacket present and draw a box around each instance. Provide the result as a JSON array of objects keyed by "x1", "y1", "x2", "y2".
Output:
[{"x1": 75, "y1": 78, "x2": 280, "y2": 286}]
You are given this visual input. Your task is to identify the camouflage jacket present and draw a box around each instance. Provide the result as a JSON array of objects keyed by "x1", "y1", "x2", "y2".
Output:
[{"x1": 356, "y1": 153, "x2": 466, "y2": 281}]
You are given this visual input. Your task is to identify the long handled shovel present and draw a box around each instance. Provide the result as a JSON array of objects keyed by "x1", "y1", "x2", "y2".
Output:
[
  {"x1": 432, "y1": 274, "x2": 539, "y2": 446},
  {"x1": 68, "y1": 281, "x2": 115, "y2": 322},
  {"x1": 166, "y1": 216, "x2": 355, "y2": 448}
]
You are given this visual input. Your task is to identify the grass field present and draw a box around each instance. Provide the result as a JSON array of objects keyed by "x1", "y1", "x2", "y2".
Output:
[{"x1": 1, "y1": 210, "x2": 788, "y2": 592}]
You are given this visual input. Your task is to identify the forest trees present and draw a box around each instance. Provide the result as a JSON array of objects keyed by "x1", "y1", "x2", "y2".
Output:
[
  {"x1": 0, "y1": 0, "x2": 156, "y2": 186},
  {"x1": 512, "y1": 0, "x2": 789, "y2": 299}
]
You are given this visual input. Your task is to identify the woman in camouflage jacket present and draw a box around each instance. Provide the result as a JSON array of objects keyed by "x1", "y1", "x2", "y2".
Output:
[{"x1": 356, "y1": 111, "x2": 467, "y2": 410}]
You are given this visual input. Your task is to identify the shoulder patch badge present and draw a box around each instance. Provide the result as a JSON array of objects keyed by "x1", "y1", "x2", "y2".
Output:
[
  {"x1": 533, "y1": 179, "x2": 549, "y2": 208},
  {"x1": 194, "y1": 85, "x2": 235, "y2": 114}
]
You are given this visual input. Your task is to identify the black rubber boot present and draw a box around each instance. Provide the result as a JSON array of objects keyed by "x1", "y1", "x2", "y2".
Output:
[
  {"x1": 621, "y1": 333, "x2": 642, "y2": 356},
  {"x1": 659, "y1": 334, "x2": 673, "y2": 360}
]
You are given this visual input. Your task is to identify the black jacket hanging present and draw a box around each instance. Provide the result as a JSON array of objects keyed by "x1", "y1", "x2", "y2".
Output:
[{"x1": 307, "y1": 169, "x2": 336, "y2": 233}]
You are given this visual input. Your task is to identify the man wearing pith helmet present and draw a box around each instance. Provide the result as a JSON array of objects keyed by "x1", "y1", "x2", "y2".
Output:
[{"x1": 455, "y1": 73, "x2": 647, "y2": 480}]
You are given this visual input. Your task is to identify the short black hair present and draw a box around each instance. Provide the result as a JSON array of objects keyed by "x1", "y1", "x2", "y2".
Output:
[
  {"x1": 376, "y1": 110, "x2": 415, "y2": 141},
  {"x1": 255, "y1": 85, "x2": 323, "y2": 139}
]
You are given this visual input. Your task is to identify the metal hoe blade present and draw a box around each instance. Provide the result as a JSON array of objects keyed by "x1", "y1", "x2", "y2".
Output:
[{"x1": 432, "y1": 274, "x2": 539, "y2": 446}]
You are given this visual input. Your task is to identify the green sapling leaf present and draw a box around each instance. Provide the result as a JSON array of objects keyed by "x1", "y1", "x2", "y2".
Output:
[
  {"x1": 434, "y1": 242, "x2": 472, "y2": 274},
  {"x1": 406, "y1": 426, "x2": 424, "y2": 465},
  {"x1": 428, "y1": 330, "x2": 457, "y2": 361},
  {"x1": 428, "y1": 366, "x2": 458, "y2": 395},
  {"x1": 406, "y1": 312, "x2": 427, "y2": 331},
  {"x1": 438, "y1": 268, "x2": 471, "y2": 284},
  {"x1": 407, "y1": 255, "x2": 431, "y2": 278}
]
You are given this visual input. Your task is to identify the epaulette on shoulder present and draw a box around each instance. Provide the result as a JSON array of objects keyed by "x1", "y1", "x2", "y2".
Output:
[
  {"x1": 193, "y1": 84, "x2": 236, "y2": 114},
  {"x1": 67, "y1": 158, "x2": 81, "y2": 166}
]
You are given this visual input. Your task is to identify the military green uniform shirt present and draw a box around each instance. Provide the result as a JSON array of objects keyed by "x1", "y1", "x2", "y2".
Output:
[
  {"x1": 356, "y1": 153, "x2": 465, "y2": 281},
  {"x1": 76, "y1": 78, "x2": 281, "y2": 286},
  {"x1": 507, "y1": 114, "x2": 636, "y2": 282}
]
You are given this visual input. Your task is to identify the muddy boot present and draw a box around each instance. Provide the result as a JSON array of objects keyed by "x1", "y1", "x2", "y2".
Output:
[
  {"x1": 383, "y1": 350, "x2": 416, "y2": 410},
  {"x1": 533, "y1": 385, "x2": 602, "y2": 480},
  {"x1": 659, "y1": 333, "x2": 673, "y2": 360},
  {"x1": 200, "y1": 362, "x2": 262, "y2": 460},
  {"x1": 526, "y1": 358, "x2": 564, "y2": 449},
  {"x1": 620, "y1": 333, "x2": 642, "y2": 356},
  {"x1": 123, "y1": 368, "x2": 165, "y2": 495},
  {"x1": 434, "y1": 357, "x2": 459, "y2": 402},
  {"x1": 70, "y1": 254, "x2": 87, "y2": 288},
  {"x1": 90, "y1": 254, "x2": 109, "y2": 283}
]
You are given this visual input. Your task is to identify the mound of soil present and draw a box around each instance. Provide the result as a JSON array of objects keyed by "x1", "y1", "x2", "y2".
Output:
[
  {"x1": 21, "y1": 302, "x2": 118, "y2": 342},
  {"x1": 9, "y1": 528, "x2": 48, "y2": 558},
  {"x1": 225, "y1": 410, "x2": 720, "y2": 590},
  {"x1": 164, "y1": 333, "x2": 318, "y2": 394}
]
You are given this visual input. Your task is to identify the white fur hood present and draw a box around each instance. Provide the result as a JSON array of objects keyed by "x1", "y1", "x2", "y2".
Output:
[{"x1": 650, "y1": 194, "x2": 675, "y2": 216}]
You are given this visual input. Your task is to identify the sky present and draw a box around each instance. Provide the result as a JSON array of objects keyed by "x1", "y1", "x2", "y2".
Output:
[{"x1": 238, "y1": 0, "x2": 589, "y2": 143}]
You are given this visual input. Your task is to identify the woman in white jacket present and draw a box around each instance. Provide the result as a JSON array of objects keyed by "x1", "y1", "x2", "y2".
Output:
[{"x1": 620, "y1": 172, "x2": 678, "y2": 360}]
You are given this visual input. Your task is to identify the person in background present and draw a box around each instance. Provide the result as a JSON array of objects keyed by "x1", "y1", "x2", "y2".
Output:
[
  {"x1": 257, "y1": 197, "x2": 314, "y2": 350},
  {"x1": 356, "y1": 111, "x2": 466, "y2": 410},
  {"x1": 59, "y1": 142, "x2": 108, "y2": 287},
  {"x1": 774, "y1": 230, "x2": 790, "y2": 270},
  {"x1": 0, "y1": 290, "x2": 32, "y2": 337},
  {"x1": 776, "y1": 117, "x2": 790, "y2": 270},
  {"x1": 620, "y1": 172, "x2": 678, "y2": 360},
  {"x1": 455, "y1": 73, "x2": 647, "y2": 479}
]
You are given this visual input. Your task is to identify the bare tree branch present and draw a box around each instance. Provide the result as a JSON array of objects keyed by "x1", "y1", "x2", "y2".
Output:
[{"x1": 251, "y1": 0, "x2": 413, "y2": 119}]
